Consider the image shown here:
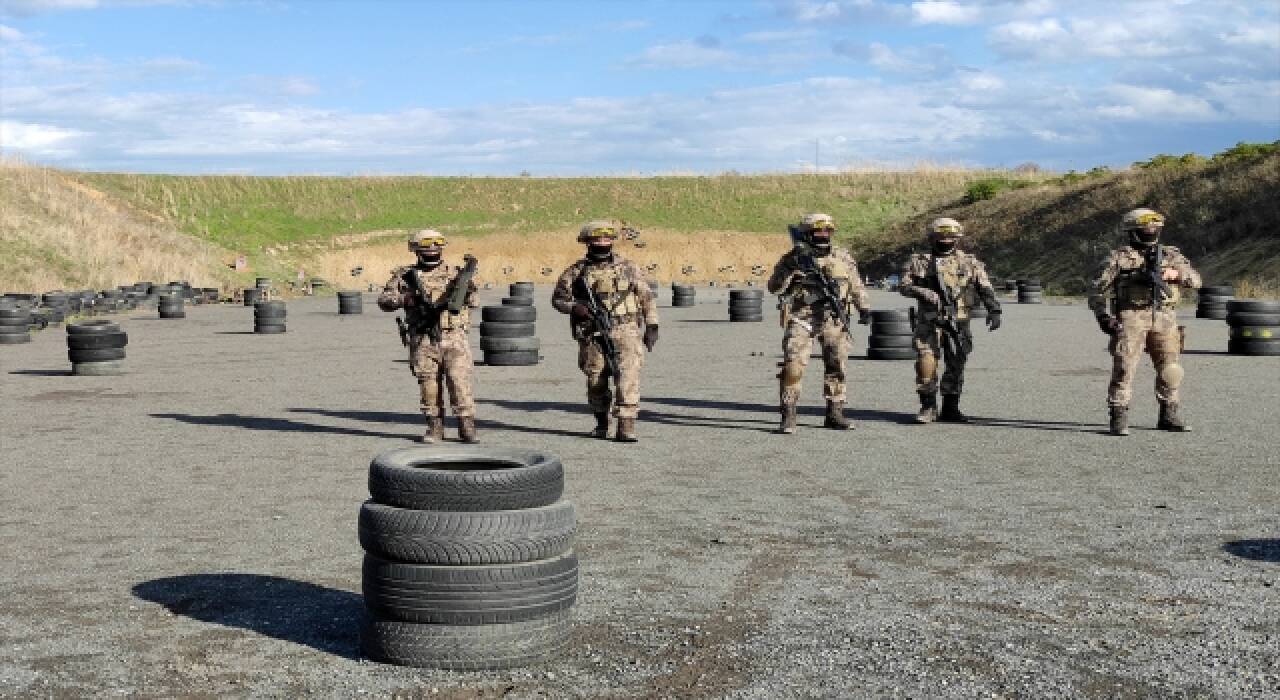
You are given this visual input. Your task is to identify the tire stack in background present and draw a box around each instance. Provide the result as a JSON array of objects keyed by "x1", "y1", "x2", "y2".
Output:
[
  {"x1": 1017, "y1": 278, "x2": 1043, "y2": 304},
  {"x1": 866, "y1": 310, "x2": 915, "y2": 360},
  {"x1": 671, "y1": 284, "x2": 695, "y2": 307},
  {"x1": 0, "y1": 301, "x2": 33, "y2": 345},
  {"x1": 358, "y1": 446, "x2": 577, "y2": 669},
  {"x1": 338, "y1": 291, "x2": 363, "y2": 315},
  {"x1": 1196, "y1": 284, "x2": 1233, "y2": 320},
  {"x1": 480, "y1": 298, "x2": 538, "y2": 366},
  {"x1": 1226, "y1": 299, "x2": 1280, "y2": 357},
  {"x1": 728, "y1": 288, "x2": 763, "y2": 322},
  {"x1": 67, "y1": 320, "x2": 127, "y2": 375},
  {"x1": 158, "y1": 292, "x2": 186, "y2": 319},
  {"x1": 254, "y1": 300, "x2": 286, "y2": 334},
  {"x1": 509, "y1": 281, "x2": 534, "y2": 299}
]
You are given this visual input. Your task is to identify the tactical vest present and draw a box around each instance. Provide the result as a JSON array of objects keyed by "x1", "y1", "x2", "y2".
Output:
[
  {"x1": 582, "y1": 263, "x2": 640, "y2": 318},
  {"x1": 788, "y1": 254, "x2": 853, "y2": 305},
  {"x1": 408, "y1": 268, "x2": 470, "y2": 330},
  {"x1": 934, "y1": 255, "x2": 976, "y2": 317},
  {"x1": 1114, "y1": 248, "x2": 1181, "y2": 310}
]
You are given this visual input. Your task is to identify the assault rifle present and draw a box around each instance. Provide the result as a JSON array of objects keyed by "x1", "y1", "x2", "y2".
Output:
[
  {"x1": 784, "y1": 225, "x2": 854, "y2": 341},
  {"x1": 398, "y1": 255, "x2": 479, "y2": 344},
  {"x1": 930, "y1": 255, "x2": 974, "y2": 357},
  {"x1": 573, "y1": 275, "x2": 622, "y2": 385},
  {"x1": 1144, "y1": 244, "x2": 1172, "y2": 306}
]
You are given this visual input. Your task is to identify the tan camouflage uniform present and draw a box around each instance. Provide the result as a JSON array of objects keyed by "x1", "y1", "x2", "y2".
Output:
[
  {"x1": 768, "y1": 248, "x2": 870, "y2": 406},
  {"x1": 379, "y1": 264, "x2": 479, "y2": 418},
  {"x1": 551, "y1": 255, "x2": 658, "y2": 419},
  {"x1": 899, "y1": 252, "x2": 998, "y2": 396},
  {"x1": 1088, "y1": 245, "x2": 1200, "y2": 407}
]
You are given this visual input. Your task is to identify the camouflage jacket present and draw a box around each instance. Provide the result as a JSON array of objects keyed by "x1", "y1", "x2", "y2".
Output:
[
  {"x1": 1087, "y1": 244, "x2": 1200, "y2": 317},
  {"x1": 551, "y1": 254, "x2": 658, "y2": 330},
  {"x1": 899, "y1": 251, "x2": 998, "y2": 321},
  {"x1": 768, "y1": 248, "x2": 870, "y2": 324},
  {"x1": 378, "y1": 261, "x2": 478, "y2": 334}
]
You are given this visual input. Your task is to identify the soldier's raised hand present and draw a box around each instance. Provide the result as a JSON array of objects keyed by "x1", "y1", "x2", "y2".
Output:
[
  {"x1": 570, "y1": 303, "x2": 592, "y2": 321},
  {"x1": 985, "y1": 311, "x2": 1002, "y2": 332}
]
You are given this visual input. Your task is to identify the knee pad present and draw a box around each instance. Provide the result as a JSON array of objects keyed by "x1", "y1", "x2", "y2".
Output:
[
  {"x1": 780, "y1": 363, "x2": 804, "y2": 386},
  {"x1": 916, "y1": 353, "x2": 937, "y2": 379},
  {"x1": 1157, "y1": 361, "x2": 1184, "y2": 388}
]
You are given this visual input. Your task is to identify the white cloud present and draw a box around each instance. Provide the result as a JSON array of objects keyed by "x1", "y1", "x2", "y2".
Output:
[
  {"x1": 1204, "y1": 79, "x2": 1280, "y2": 122},
  {"x1": 911, "y1": 2, "x2": 980, "y2": 25},
  {"x1": 0, "y1": 119, "x2": 84, "y2": 156},
  {"x1": 740, "y1": 29, "x2": 816, "y2": 43},
  {"x1": 244, "y1": 75, "x2": 321, "y2": 97},
  {"x1": 0, "y1": 24, "x2": 24, "y2": 41},
  {"x1": 626, "y1": 40, "x2": 738, "y2": 69},
  {"x1": 1096, "y1": 85, "x2": 1218, "y2": 121}
]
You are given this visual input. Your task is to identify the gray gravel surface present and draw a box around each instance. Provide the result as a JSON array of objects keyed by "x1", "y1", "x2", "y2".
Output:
[{"x1": 1, "y1": 289, "x2": 1277, "y2": 699}]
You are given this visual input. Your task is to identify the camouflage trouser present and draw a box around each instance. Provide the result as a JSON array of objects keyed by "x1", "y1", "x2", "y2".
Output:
[
  {"x1": 409, "y1": 329, "x2": 475, "y2": 418},
  {"x1": 913, "y1": 321, "x2": 971, "y2": 396},
  {"x1": 578, "y1": 324, "x2": 645, "y2": 418},
  {"x1": 1107, "y1": 308, "x2": 1183, "y2": 407},
  {"x1": 779, "y1": 319, "x2": 850, "y2": 405}
]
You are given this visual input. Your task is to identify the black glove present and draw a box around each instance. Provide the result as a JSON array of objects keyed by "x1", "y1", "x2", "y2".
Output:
[
  {"x1": 1096, "y1": 315, "x2": 1120, "y2": 335},
  {"x1": 857, "y1": 309, "x2": 872, "y2": 325},
  {"x1": 643, "y1": 324, "x2": 659, "y2": 351},
  {"x1": 570, "y1": 303, "x2": 592, "y2": 321},
  {"x1": 400, "y1": 293, "x2": 416, "y2": 308},
  {"x1": 985, "y1": 311, "x2": 1001, "y2": 332}
]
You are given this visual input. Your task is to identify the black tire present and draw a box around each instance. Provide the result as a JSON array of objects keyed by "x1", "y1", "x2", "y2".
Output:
[
  {"x1": 67, "y1": 331, "x2": 128, "y2": 350},
  {"x1": 255, "y1": 325, "x2": 286, "y2": 334},
  {"x1": 871, "y1": 321, "x2": 913, "y2": 336},
  {"x1": 0, "y1": 332, "x2": 31, "y2": 344},
  {"x1": 359, "y1": 500, "x2": 576, "y2": 565},
  {"x1": 728, "y1": 289, "x2": 763, "y2": 299},
  {"x1": 868, "y1": 335, "x2": 913, "y2": 348},
  {"x1": 866, "y1": 347, "x2": 916, "y2": 360},
  {"x1": 480, "y1": 336, "x2": 540, "y2": 353},
  {"x1": 1229, "y1": 326, "x2": 1278, "y2": 341},
  {"x1": 483, "y1": 351, "x2": 540, "y2": 366},
  {"x1": 362, "y1": 609, "x2": 571, "y2": 670},
  {"x1": 368, "y1": 446, "x2": 563, "y2": 511},
  {"x1": 482, "y1": 305, "x2": 536, "y2": 323},
  {"x1": 501, "y1": 297, "x2": 534, "y2": 306},
  {"x1": 509, "y1": 282, "x2": 534, "y2": 297},
  {"x1": 870, "y1": 310, "x2": 908, "y2": 322},
  {"x1": 728, "y1": 314, "x2": 763, "y2": 322},
  {"x1": 1226, "y1": 299, "x2": 1280, "y2": 314},
  {"x1": 362, "y1": 552, "x2": 578, "y2": 625},
  {"x1": 1199, "y1": 285, "x2": 1234, "y2": 296},
  {"x1": 0, "y1": 316, "x2": 30, "y2": 328},
  {"x1": 671, "y1": 285, "x2": 694, "y2": 294},
  {"x1": 728, "y1": 304, "x2": 762, "y2": 313},
  {"x1": 1226, "y1": 312, "x2": 1280, "y2": 327},
  {"x1": 159, "y1": 310, "x2": 187, "y2": 319},
  {"x1": 1227, "y1": 338, "x2": 1280, "y2": 356},
  {"x1": 67, "y1": 320, "x2": 120, "y2": 335},
  {"x1": 68, "y1": 347, "x2": 126, "y2": 362},
  {"x1": 480, "y1": 322, "x2": 536, "y2": 338}
]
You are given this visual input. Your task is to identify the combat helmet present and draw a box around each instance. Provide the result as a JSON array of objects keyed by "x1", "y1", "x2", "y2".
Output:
[
  {"x1": 408, "y1": 229, "x2": 447, "y2": 251},
  {"x1": 577, "y1": 220, "x2": 617, "y2": 244},
  {"x1": 1122, "y1": 208, "x2": 1164, "y2": 247}
]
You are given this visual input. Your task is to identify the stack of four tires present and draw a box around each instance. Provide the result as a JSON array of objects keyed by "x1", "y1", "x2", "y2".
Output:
[{"x1": 358, "y1": 446, "x2": 577, "y2": 669}]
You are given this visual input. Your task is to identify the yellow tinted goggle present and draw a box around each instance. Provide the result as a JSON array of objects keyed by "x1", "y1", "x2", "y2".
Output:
[
  {"x1": 1135, "y1": 213, "x2": 1164, "y2": 226},
  {"x1": 933, "y1": 224, "x2": 961, "y2": 235},
  {"x1": 585, "y1": 227, "x2": 616, "y2": 239},
  {"x1": 809, "y1": 224, "x2": 836, "y2": 233},
  {"x1": 414, "y1": 237, "x2": 447, "y2": 247}
]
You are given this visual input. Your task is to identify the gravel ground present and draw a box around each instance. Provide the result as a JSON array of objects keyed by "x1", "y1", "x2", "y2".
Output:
[{"x1": 0, "y1": 288, "x2": 1276, "y2": 699}]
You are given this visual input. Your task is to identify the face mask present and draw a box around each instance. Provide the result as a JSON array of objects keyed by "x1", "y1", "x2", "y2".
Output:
[
  {"x1": 809, "y1": 233, "x2": 833, "y2": 254},
  {"x1": 416, "y1": 249, "x2": 443, "y2": 267},
  {"x1": 1131, "y1": 226, "x2": 1161, "y2": 247},
  {"x1": 587, "y1": 243, "x2": 613, "y2": 261},
  {"x1": 932, "y1": 239, "x2": 957, "y2": 255}
]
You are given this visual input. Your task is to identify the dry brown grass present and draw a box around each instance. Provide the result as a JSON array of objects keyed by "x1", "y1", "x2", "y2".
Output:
[
  {"x1": 1, "y1": 159, "x2": 237, "y2": 293},
  {"x1": 306, "y1": 229, "x2": 794, "y2": 291}
]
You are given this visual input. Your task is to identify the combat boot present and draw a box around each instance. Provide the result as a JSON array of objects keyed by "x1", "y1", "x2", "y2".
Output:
[
  {"x1": 779, "y1": 402, "x2": 797, "y2": 434},
  {"x1": 1157, "y1": 402, "x2": 1191, "y2": 432},
  {"x1": 458, "y1": 416, "x2": 478, "y2": 443},
  {"x1": 419, "y1": 416, "x2": 444, "y2": 444},
  {"x1": 915, "y1": 393, "x2": 937, "y2": 424},
  {"x1": 938, "y1": 394, "x2": 969, "y2": 423},
  {"x1": 589, "y1": 412, "x2": 609, "y2": 439},
  {"x1": 615, "y1": 417, "x2": 638, "y2": 442},
  {"x1": 823, "y1": 400, "x2": 853, "y2": 430},
  {"x1": 1109, "y1": 406, "x2": 1129, "y2": 436}
]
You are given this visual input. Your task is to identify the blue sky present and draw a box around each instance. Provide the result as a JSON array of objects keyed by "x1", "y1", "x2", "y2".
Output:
[{"x1": 1, "y1": 0, "x2": 1277, "y2": 174}]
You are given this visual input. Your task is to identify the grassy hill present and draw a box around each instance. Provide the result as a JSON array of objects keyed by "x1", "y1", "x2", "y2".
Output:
[{"x1": 860, "y1": 148, "x2": 1280, "y2": 295}]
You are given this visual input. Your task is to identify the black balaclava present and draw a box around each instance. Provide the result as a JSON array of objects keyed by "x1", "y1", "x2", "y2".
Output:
[
  {"x1": 415, "y1": 245, "x2": 443, "y2": 269},
  {"x1": 931, "y1": 236, "x2": 958, "y2": 256},
  {"x1": 586, "y1": 240, "x2": 614, "y2": 263},
  {"x1": 1129, "y1": 224, "x2": 1162, "y2": 248},
  {"x1": 809, "y1": 229, "x2": 833, "y2": 256}
]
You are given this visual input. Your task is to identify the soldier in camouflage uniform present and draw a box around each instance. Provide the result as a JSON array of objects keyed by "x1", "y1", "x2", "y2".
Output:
[
  {"x1": 768, "y1": 213, "x2": 872, "y2": 434},
  {"x1": 1088, "y1": 208, "x2": 1201, "y2": 436},
  {"x1": 378, "y1": 229, "x2": 479, "y2": 443},
  {"x1": 899, "y1": 218, "x2": 1003, "y2": 423},
  {"x1": 552, "y1": 220, "x2": 659, "y2": 442}
]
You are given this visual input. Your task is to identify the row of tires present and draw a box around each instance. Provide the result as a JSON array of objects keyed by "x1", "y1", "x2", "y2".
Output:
[
  {"x1": 1222, "y1": 299, "x2": 1279, "y2": 356},
  {"x1": 480, "y1": 285, "x2": 540, "y2": 366},
  {"x1": 359, "y1": 446, "x2": 576, "y2": 669},
  {"x1": 1196, "y1": 284, "x2": 1233, "y2": 319}
]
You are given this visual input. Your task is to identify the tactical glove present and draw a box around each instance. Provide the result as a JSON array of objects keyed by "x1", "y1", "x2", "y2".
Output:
[
  {"x1": 570, "y1": 303, "x2": 592, "y2": 321},
  {"x1": 400, "y1": 293, "x2": 416, "y2": 308},
  {"x1": 643, "y1": 324, "x2": 659, "y2": 351},
  {"x1": 918, "y1": 289, "x2": 940, "y2": 307},
  {"x1": 858, "y1": 309, "x2": 872, "y2": 325},
  {"x1": 1096, "y1": 315, "x2": 1120, "y2": 335},
  {"x1": 985, "y1": 311, "x2": 1001, "y2": 332}
]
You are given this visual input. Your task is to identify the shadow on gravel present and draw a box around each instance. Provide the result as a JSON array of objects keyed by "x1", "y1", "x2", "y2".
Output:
[
  {"x1": 645, "y1": 395, "x2": 914, "y2": 425},
  {"x1": 1180, "y1": 350, "x2": 1230, "y2": 356},
  {"x1": 150, "y1": 412, "x2": 414, "y2": 439},
  {"x1": 290, "y1": 407, "x2": 587, "y2": 439},
  {"x1": 1223, "y1": 539, "x2": 1280, "y2": 562},
  {"x1": 973, "y1": 417, "x2": 1104, "y2": 434},
  {"x1": 8, "y1": 369, "x2": 73, "y2": 376},
  {"x1": 214, "y1": 331, "x2": 260, "y2": 335},
  {"x1": 132, "y1": 574, "x2": 362, "y2": 659}
]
